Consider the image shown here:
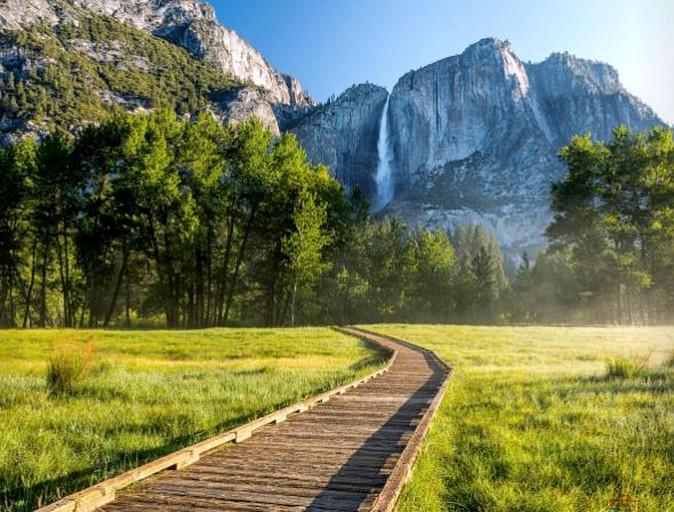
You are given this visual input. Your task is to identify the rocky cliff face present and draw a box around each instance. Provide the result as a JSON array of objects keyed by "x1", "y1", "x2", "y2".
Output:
[
  {"x1": 388, "y1": 39, "x2": 556, "y2": 193},
  {"x1": 526, "y1": 52, "x2": 659, "y2": 147},
  {"x1": 380, "y1": 38, "x2": 663, "y2": 255},
  {"x1": 292, "y1": 38, "x2": 663, "y2": 255},
  {"x1": 0, "y1": 0, "x2": 312, "y2": 108},
  {"x1": 0, "y1": 4, "x2": 667, "y2": 256},
  {"x1": 291, "y1": 84, "x2": 388, "y2": 198}
]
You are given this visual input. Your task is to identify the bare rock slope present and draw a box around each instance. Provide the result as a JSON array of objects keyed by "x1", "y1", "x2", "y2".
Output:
[{"x1": 293, "y1": 38, "x2": 664, "y2": 255}]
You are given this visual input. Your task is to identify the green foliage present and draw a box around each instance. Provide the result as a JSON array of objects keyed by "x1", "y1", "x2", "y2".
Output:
[
  {"x1": 317, "y1": 219, "x2": 505, "y2": 324},
  {"x1": 410, "y1": 228, "x2": 458, "y2": 320},
  {"x1": 546, "y1": 126, "x2": 674, "y2": 324},
  {"x1": 0, "y1": 15, "x2": 239, "y2": 135},
  {"x1": 605, "y1": 353, "x2": 651, "y2": 379},
  {"x1": 282, "y1": 190, "x2": 331, "y2": 325},
  {"x1": 0, "y1": 111, "x2": 345, "y2": 328},
  {"x1": 8, "y1": 65, "x2": 671, "y2": 328}
]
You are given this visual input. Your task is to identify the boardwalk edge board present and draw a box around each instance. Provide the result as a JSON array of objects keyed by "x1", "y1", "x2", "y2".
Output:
[
  {"x1": 35, "y1": 334, "x2": 398, "y2": 512},
  {"x1": 342, "y1": 327, "x2": 452, "y2": 512}
]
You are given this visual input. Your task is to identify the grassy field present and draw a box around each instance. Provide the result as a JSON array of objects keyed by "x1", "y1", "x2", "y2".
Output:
[
  {"x1": 364, "y1": 325, "x2": 674, "y2": 512},
  {"x1": 0, "y1": 328, "x2": 386, "y2": 511}
]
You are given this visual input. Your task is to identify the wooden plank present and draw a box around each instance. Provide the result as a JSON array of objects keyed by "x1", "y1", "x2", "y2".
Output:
[{"x1": 354, "y1": 329, "x2": 452, "y2": 512}]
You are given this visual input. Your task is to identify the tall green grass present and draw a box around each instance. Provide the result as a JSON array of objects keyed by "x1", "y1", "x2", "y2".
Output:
[
  {"x1": 364, "y1": 325, "x2": 674, "y2": 512},
  {"x1": 0, "y1": 328, "x2": 386, "y2": 511}
]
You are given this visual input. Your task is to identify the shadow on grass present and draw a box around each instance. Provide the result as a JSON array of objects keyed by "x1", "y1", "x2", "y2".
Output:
[
  {"x1": 1, "y1": 412, "x2": 239, "y2": 512},
  {"x1": 6, "y1": 343, "x2": 391, "y2": 511},
  {"x1": 581, "y1": 370, "x2": 673, "y2": 395}
]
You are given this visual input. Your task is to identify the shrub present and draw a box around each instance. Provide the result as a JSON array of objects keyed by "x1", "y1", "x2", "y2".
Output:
[
  {"x1": 605, "y1": 352, "x2": 650, "y2": 379},
  {"x1": 46, "y1": 340, "x2": 94, "y2": 396},
  {"x1": 664, "y1": 350, "x2": 674, "y2": 368}
]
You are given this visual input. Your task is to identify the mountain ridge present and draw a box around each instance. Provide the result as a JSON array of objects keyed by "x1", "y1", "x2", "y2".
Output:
[
  {"x1": 290, "y1": 37, "x2": 664, "y2": 255},
  {"x1": 0, "y1": 0, "x2": 313, "y2": 106},
  {"x1": 0, "y1": 4, "x2": 668, "y2": 255}
]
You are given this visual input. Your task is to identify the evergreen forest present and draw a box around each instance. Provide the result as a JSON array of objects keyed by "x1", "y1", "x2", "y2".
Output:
[{"x1": 1, "y1": 111, "x2": 673, "y2": 328}]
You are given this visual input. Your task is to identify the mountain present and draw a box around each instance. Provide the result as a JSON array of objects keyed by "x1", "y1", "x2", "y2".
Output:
[
  {"x1": 0, "y1": 4, "x2": 666, "y2": 256},
  {"x1": 292, "y1": 38, "x2": 664, "y2": 256},
  {"x1": 289, "y1": 84, "x2": 388, "y2": 199},
  {"x1": 0, "y1": 0, "x2": 313, "y2": 142}
]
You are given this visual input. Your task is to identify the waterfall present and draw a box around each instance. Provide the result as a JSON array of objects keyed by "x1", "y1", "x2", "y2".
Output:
[{"x1": 372, "y1": 95, "x2": 394, "y2": 212}]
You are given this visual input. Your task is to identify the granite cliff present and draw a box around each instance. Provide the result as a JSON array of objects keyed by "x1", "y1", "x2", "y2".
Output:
[
  {"x1": 0, "y1": 0, "x2": 312, "y2": 140},
  {"x1": 0, "y1": 0, "x2": 312, "y2": 107},
  {"x1": 289, "y1": 84, "x2": 388, "y2": 198},
  {"x1": 292, "y1": 38, "x2": 664, "y2": 255},
  {"x1": 0, "y1": 3, "x2": 667, "y2": 254}
]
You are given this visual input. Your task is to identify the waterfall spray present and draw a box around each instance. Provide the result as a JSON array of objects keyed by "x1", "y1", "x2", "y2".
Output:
[{"x1": 373, "y1": 95, "x2": 395, "y2": 212}]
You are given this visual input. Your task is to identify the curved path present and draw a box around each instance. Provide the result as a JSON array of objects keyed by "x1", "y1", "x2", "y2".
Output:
[{"x1": 94, "y1": 328, "x2": 450, "y2": 512}]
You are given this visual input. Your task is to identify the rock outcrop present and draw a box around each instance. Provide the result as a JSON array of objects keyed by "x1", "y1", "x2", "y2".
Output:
[
  {"x1": 0, "y1": 0, "x2": 60, "y2": 28},
  {"x1": 291, "y1": 38, "x2": 664, "y2": 255},
  {"x1": 291, "y1": 84, "x2": 388, "y2": 198},
  {"x1": 381, "y1": 38, "x2": 663, "y2": 254},
  {"x1": 526, "y1": 52, "x2": 659, "y2": 147},
  {"x1": 0, "y1": 0, "x2": 313, "y2": 107}
]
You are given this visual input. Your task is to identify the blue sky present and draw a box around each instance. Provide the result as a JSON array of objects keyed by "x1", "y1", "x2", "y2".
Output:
[{"x1": 213, "y1": 0, "x2": 673, "y2": 123}]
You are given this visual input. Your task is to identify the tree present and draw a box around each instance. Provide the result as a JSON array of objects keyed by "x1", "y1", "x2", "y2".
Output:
[
  {"x1": 282, "y1": 190, "x2": 331, "y2": 325},
  {"x1": 120, "y1": 110, "x2": 197, "y2": 327},
  {"x1": 510, "y1": 249, "x2": 579, "y2": 324},
  {"x1": 71, "y1": 116, "x2": 133, "y2": 327},
  {"x1": 452, "y1": 223, "x2": 507, "y2": 323},
  {"x1": 410, "y1": 228, "x2": 457, "y2": 321},
  {"x1": 31, "y1": 131, "x2": 82, "y2": 327},
  {"x1": 220, "y1": 118, "x2": 275, "y2": 326},
  {"x1": 0, "y1": 141, "x2": 34, "y2": 326},
  {"x1": 174, "y1": 113, "x2": 228, "y2": 328},
  {"x1": 548, "y1": 126, "x2": 674, "y2": 323}
]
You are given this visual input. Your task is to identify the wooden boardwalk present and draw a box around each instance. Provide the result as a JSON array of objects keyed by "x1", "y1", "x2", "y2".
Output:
[{"x1": 42, "y1": 328, "x2": 451, "y2": 512}]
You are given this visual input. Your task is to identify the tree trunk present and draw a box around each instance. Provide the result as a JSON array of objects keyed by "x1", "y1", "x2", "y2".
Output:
[
  {"x1": 55, "y1": 223, "x2": 70, "y2": 327},
  {"x1": 195, "y1": 248, "x2": 204, "y2": 328},
  {"x1": 216, "y1": 206, "x2": 237, "y2": 325},
  {"x1": 104, "y1": 247, "x2": 129, "y2": 327},
  {"x1": 63, "y1": 221, "x2": 74, "y2": 327},
  {"x1": 22, "y1": 239, "x2": 38, "y2": 328},
  {"x1": 8, "y1": 269, "x2": 15, "y2": 328},
  {"x1": 0, "y1": 276, "x2": 7, "y2": 326},
  {"x1": 223, "y1": 206, "x2": 256, "y2": 326},
  {"x1": 39, "y1": 241, "x2": 48, "y2": 327},
  {"x1": 125, "y1": 264, "x2": 131, "y2": 328},
  {"x1": 205, "y1": 229, "x2": 213, "y2": 327},
  {"x1": 290, "y1": 281, "x2": 297, "y2": 326}
]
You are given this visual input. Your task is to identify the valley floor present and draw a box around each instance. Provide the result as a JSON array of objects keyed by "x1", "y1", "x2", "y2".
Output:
[
  {"x1": 363, "y1": 325, "x2": 674, "y2": 512},
  {"x1": 0, "y1": 328, "x2": 386, "y2": 511}
]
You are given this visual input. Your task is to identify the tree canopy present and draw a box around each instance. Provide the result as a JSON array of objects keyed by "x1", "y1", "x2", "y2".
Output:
[
  {"x1": 517, "y1": 126, "x2": 674, "y2": 324},
  {"x1": 3, "y1": 115, "x2": 670, "y2": 328}
]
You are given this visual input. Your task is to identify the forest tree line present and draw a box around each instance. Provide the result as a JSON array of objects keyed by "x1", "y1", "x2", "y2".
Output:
[
  {"x1": 524, "y1": 126, "x2": 674, "y2": 324},
  {"x1": 0, "y1": 112, "x2": 672, "y2": 327}
]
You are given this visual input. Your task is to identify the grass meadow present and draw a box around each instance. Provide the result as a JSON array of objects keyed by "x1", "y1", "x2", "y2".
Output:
[
  {"x1": 0, "y1": 328, "x2": 386, "y2": 511},
  {"x1": 365, "y1": 325, "x2": 674, "y2": 512}
]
